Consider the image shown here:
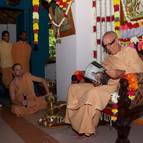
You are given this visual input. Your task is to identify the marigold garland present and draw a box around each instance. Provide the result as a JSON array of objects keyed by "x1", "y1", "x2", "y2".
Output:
[
  {"x1": 111, "y1": 73, "x2": 139, "y2": 122},
  {"x1": 32, "y1": 0, "x2": 40, "y2": 48},
  {"x1": 113, "y1": 0, "x2": 120, "y2": 37},
  {"x1": 123, "y1": 73, "x2": 139, "y2": 100}
]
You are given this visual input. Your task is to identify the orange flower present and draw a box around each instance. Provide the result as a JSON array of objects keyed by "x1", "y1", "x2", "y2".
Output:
[
  {"x1": 111, "y1": 73, "x2": 139, "y2": 122},
  {"x1": 123, "y1": 73, "x2": 139, "y2": 100}
]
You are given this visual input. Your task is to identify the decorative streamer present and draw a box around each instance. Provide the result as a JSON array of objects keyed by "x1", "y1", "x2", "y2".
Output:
[
  {"x1": 98, "y1": 0, "x2": 102, "y2": 62},
  {"x1": 91, "y1": 0, "x2": 97, "y2": 59},
  {"x1": 93, "y1": 0, "x2": 115, "y2": 63},
  {"x1": 32, "y1": 0, "x2": 40, "y2": 50},
  {"x1": 113, "y1": 0, "x2": 120, "y2": 37}
]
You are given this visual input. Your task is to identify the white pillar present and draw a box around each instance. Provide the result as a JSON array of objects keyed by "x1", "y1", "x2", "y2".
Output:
[{"x1": 56, "y1": 0, "x2": 93, "y2": 101}]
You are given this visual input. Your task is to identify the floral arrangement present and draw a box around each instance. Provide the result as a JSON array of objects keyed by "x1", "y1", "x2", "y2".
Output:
[
  {"x1": 32, "y1": 0, "x2": 40, "y2": 49},
  {"x1": 111, "y1": 73, "x2": 139, "y2": 122}
]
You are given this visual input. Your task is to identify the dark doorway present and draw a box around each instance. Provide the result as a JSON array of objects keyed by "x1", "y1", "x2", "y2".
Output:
[{"x1": 0, "y1": 7, "x2": 24, "y2": 41}]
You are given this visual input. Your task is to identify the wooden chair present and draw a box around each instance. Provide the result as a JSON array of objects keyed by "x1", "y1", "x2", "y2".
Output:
[
  {"x1": 71, "y1": 72, "x2": 143, "y2": 143},
  {"x1": 101, "y1": 73, "x2": 143, "y2": 143}
]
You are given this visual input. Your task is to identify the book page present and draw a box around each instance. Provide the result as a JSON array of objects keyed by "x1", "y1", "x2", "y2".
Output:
[{"x1": 84, "y1": 62, "x2": 104, "y2": 82}]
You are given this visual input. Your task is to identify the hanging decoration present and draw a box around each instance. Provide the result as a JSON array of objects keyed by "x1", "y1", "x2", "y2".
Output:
[
  {"x1": 123, "y1": 73, "x2": 139, "y2": 100},
  {"x1": 91, "y1": 0, "x2": 97, "y2": 59},
  {"x1": 111, "y1": 73, "x2": 139, "y2": 122},
  {"x1": 111, "y1": 92, "x2": 119, "y2": 122},
  {"x1": 113, "y1": 0, "x2": 120, "y2": 37},
  {"x1": 48, "y1": 0, "x2": 73, "y2": 37},
  {"x1": 92, "y1": 0, "x2": 115, "y2": 63},
  {"x1": 32, "y1": 0, "x2": 40, "y2": 49}
]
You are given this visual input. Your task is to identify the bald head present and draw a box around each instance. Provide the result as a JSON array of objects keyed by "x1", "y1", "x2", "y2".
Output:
[
  {"x1": 102, "y1": 31, "x2": 121, "y2": 55},
  {"x1": 102, "y1": 31, "x2": 117, "y2": 41}
]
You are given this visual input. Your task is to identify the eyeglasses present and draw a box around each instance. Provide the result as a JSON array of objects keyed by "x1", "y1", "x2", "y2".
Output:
[{"x1": 103, "y1": 37, "x2": 116, "y2": 48}]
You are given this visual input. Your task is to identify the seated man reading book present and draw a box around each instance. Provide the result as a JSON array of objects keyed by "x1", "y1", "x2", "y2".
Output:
[{"x1": 65, "y1": 31, "x2": 143, "y2": 136}]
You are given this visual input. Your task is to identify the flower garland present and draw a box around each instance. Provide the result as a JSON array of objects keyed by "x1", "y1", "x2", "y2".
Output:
[
  {"x1": 91, "y1": 0, "x2": 97, "y2": 59},
  {"x1": 48, "y1": 0, "x2": 73, "y2": 37},
  {"x1": 123, "y1": 73, "x2": 139, "y2": 100},
  {"x1": 111, "y1": 92, "x2": 119, "y2": 121},
  {"x1": 94, "y1": 0, "x2": 114, "y2": 62},
  {"x1": 111, "y1": 73, "x2": 139, "y2": 122},
  {"x1": 113, "y1": 0, "x2": 120, "y2": 37},
  {"x1": 55, "y1": 0, "x2": 72, "y2": 11},
  {"x1": 32, "y1": 0, "x2": 40, "y2": 49}
]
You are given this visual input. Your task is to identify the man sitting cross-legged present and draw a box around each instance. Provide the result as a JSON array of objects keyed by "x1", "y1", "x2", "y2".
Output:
[{"x1": 9, "y1": 63, "x2": 50, "y2": 117}]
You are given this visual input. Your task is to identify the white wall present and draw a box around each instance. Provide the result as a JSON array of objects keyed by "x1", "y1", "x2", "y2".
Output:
[
  {"x1": 56, "y1": 0, "x2": 93, "y2": 101},
  {"x1": 0, "y1": 24, "x2": 16, "y2": 43},
  {"x1": 56, "y1": 35, "x2": 77, "y2": 101},
  {"x1": 76, "y1": 0, "x2": 93, "y2": 69}
]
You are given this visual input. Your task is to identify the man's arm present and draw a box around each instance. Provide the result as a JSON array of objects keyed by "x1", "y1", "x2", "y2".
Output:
[{"x1": 105, "y1": 69, "x2": 125, "y2": 79}]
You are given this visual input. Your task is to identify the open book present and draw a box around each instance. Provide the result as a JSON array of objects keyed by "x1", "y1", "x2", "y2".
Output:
[{"x1": 84, "y1": 61, "x2": 109, "y2": 85}]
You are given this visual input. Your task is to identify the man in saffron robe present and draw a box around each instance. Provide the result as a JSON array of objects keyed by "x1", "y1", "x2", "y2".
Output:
[
  {"x1": 0, "y1": 31, "x2": 13, "y2": 88},
  {"x1": 12, "y1": 31, "x2": 31, "y2": 73},
  {"x1": 9, "y1": 63, "x2": 50, "y2": 117},
  {"x1": 65, "y1": 31, "x2": 143, "y2": 136}
]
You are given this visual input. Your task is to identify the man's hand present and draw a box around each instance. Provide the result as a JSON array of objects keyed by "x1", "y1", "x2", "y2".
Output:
[{"x1": 92, "y1": 80, "x2": 101, "y2": 87}]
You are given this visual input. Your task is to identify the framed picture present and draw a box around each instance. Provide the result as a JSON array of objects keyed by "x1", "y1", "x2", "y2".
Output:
[
  {"x1": 120, "y1": 0, "x2": 143, "y2": 24},
  {"x1": 49, "y1": 6, "x2": 75, "y2": 37}
]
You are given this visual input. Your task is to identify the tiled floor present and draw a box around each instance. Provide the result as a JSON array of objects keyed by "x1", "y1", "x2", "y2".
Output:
[
  {"x1": 0, "y1": 107, "x2": 143, "y2": 143},
  {"x1": 0, "y1": 108, "x2": 60, "y2": 143},
  {"x1": 25, "y1": 110, "x2": 143, "y2": 143},
  {"x1": 0, "y1": 118, "x2": 24, "y2": 143}
]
